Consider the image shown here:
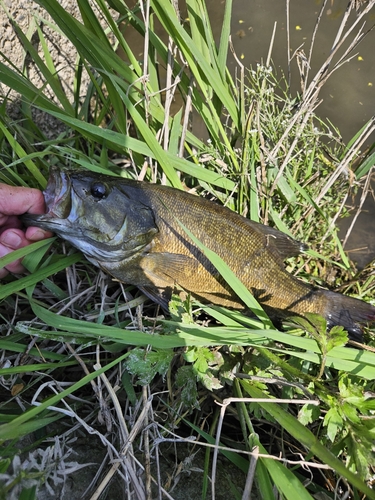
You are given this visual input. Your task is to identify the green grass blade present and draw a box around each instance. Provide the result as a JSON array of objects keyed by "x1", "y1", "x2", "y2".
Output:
[
  {"x1": 0, "y1": 361, "x2": 77, "y2": 376},
  {"x1": 355, "y1": 150, "x2": 375, "y2": 179},
  {"x1": 150, "y1": 0, "x2": 240, "y2": 129},
  {"x1": 33, "y1": 107, "x2": 237, "y2": 190},
  {"x1": 0, "y1": 238, "x2": 55, "y2": 270},
  {"x1": 0, "y1": 122, "x2": 48, "y2": 188},
  {"x1": 0, "y1": 253, "x2": 81, "y2": 300},
  {"x1": 217, "y1": 0, "x2": 233, "y2": 79}
]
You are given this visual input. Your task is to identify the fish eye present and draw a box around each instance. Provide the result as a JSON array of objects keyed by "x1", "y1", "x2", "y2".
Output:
[{"x1": 90, "y1": 182, "x2": 107, "y2": 200}]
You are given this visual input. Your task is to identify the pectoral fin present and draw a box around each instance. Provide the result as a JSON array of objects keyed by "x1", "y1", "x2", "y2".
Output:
[{"x1": 140, "y1": 252, "x2": 200, "y2": 289}]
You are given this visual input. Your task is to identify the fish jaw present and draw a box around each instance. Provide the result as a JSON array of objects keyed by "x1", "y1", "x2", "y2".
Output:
[{"x1": 22, "y1": 167, "x2": 81, "y2": 236}]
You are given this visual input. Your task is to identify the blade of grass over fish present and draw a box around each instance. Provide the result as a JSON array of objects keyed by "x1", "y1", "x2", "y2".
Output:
[
  {"x1": 241, "y1": 381, "x2": 375, "y2": 499},
  {"x1": 0, "y1": 254, "x2": 81, "y2": 300},
  {"x1": 0, "y1": 351, "x2": 130, "y2": 441},
  {"x1": 0, "y1": 122, "x2": 47, "y2": 188},
  {"x1": 174, "y1": 219, "x2": 274, "y2": 328}
]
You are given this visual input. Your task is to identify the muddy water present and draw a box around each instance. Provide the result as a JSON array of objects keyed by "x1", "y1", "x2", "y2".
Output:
[
  {"x1": 213, "y1": 0, "x2": 375, "y2": 143},
  {"x1": 207, "y1": 0, "x2": 375, "y2": 268}
]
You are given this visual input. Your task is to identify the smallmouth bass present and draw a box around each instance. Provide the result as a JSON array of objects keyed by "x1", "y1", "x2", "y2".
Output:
[{"x1": 23, "y1": 167, "x2": 375, "y2": 342}]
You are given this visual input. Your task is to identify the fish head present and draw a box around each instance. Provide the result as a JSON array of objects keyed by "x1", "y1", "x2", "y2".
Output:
[{"x1": 23, "y1": 167, "x2": 158, "y2": 262}]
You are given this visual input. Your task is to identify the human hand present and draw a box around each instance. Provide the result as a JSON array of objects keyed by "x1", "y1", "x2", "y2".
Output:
[{"x1": 0, "y1": 184, "x2": 52, "y2": 278}]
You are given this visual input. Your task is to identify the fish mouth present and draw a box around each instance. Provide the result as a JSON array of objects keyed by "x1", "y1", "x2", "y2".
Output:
[
  {"x1": 44, "y1": 166, "x2": 72, "y2": 218},
  {"x1": 22, "y1": 167, "x2": 73, "y2": 230}
]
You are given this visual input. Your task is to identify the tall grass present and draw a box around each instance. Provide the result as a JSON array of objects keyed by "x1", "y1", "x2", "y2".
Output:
[{"x1": 1, "y1": 0, "x2": 375, "y2": 498}]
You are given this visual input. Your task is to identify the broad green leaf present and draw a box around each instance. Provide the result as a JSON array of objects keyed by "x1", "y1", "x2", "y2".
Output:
[{"x1": 323, "y1": 407, "x2": 343, "y2": 442}]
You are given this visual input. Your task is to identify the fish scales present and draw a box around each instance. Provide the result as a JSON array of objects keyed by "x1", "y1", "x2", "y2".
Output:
[
  {"x1": 22, "y1": 167, "x2": 375, "y2": 342},
  {"x1": 140, "y1": 184, "x2": 311, "y2": 310}
]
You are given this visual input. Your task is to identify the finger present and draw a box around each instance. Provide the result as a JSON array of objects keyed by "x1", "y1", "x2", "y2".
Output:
[
  {"x1": 0, "y1": 215, "x2": 22, "y2": 234},
  {"x1": 0, "y1": 256, "x2": 25, "y2": 276},
  {"x1": 0, "y1": 245, "x2": 26, "y2": 278},
  {"x1": 0, "y1": 185, "x2": 46, "y2": 216},
  {"x1": 0, "y1": 267, "x2": 10, "y2": 279},
  {"x1": 0, "y1": 228, "x2": 26, "y2": 249},
  {"x1": 0, "y1": 229, "x2": 30, "y2": 277},
  {"x1": 25, "y1": 226, "x2": 53, "y2": 241}
]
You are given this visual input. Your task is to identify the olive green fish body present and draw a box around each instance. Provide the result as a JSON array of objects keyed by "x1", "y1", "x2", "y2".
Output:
[{"x1": 23, "y1": 167, "x2": 375, "y2": 341}]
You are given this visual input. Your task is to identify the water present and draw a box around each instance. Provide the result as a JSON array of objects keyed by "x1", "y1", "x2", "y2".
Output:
[
  {"x1": 210, "y1": 0, "x2": 375, "y2": 268},
  {"x1": 209, "y1": 0, "x2": 375, "y2": 144}
]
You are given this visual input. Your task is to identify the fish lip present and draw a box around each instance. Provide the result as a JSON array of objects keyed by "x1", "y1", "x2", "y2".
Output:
[
  {"x1": 43, "y1": 166, "x2": 72, "y2": 219},
  {"x1": 21, "y1": 167, "x2": 72, "y2": 229}
]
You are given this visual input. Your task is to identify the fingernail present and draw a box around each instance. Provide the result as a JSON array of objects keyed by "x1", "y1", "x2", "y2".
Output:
[
  {"x1": 1, "y1": 231, "x2": 22, "y2": 248},
  {"x1": 32, "y1": 229, "x2": 47, "y2": 240}
]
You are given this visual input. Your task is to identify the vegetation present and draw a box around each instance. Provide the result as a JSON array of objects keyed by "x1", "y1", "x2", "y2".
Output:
[{"x1": 1, "y1": 0, "x2": 375, "y2": 498}]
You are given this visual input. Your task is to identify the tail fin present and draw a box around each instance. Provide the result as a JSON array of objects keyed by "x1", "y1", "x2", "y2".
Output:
[{"x1": 321, "y1": 290, "x2": 375, "y2": 342}]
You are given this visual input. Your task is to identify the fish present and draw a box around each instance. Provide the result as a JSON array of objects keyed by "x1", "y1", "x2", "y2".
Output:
[{"x1": 22, "y1": 166, "x2": 375, "y2": 342}]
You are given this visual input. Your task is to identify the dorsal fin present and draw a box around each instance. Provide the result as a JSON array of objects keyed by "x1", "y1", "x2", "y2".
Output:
[{"x1": 245, "y1": 220, "x2": 307, "y2": 260}]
